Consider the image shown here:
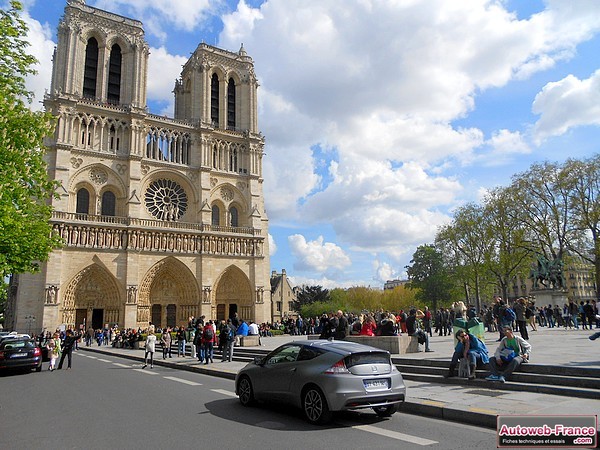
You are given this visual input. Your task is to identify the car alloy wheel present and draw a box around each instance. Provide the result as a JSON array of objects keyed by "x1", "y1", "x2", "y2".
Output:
[
  {"x1": 238, "y1": 376, "x2": 255, "y2": 406},
  {"x1": 303, "y1": 387, "x2": 331, "y2": 424}
]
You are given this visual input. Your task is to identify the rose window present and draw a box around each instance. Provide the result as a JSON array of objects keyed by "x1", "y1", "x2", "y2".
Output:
[{"x1": 145, "y1": 179, "x2": 188, "y2": 221}]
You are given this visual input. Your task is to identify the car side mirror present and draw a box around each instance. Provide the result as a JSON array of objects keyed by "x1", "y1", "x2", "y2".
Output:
[{"x1": 254, "y1": 356, "x2": 265, "y2": 366}]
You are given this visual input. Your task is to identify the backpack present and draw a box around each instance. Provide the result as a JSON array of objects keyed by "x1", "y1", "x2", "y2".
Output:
[
  {"x1": 203, "y1": 326, "x2": 214, "y2": 340},
  {"x1": 503, "y1": 307, "x2": 516, "y2": 322},
  {"x1": 525, "y1": 307, "x2": 533, "y2": 319},
  {"x1": 222, "y1": 326, "x2": 234, "y2": 341}
]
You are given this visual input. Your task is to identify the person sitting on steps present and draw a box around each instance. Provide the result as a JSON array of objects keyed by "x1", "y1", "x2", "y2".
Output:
[
  {"x1": 445, "y1": 329, "x2": 489, "y2": 380},
  {"x1": 486, "y1": 326, "x2": 531, "y2": 383}
]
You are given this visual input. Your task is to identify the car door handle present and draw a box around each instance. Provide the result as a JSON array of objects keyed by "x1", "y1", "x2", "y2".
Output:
[{"x1": 290, "y1": 368, "x2": 297, "y2": 372}]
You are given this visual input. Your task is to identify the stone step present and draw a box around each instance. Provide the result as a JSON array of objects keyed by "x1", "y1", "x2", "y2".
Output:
[
  {"x1": 392, "y1": 357, "x2": 600, "y2": 378},
  {"x1": 402, "y1": 373, "x2": 600, "y2": 400},
  {"x1": 396, "y1": 364, "x2": 600, "y2": 390}
]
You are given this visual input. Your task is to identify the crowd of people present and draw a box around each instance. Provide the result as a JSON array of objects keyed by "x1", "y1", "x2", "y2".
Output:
[{"x1": 34, "y1": 294, "x2": 598, "y2": 377}]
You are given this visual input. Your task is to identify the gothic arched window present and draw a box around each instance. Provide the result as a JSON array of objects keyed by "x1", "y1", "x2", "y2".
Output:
[
  {"x1": 76, "y1": 188, "x2": 90, "y2": 214},
  {"x1": 211, "y1": 205, "x2": 220, "y2": 226},
  {"x1": 227, "y1": 78, "x2": 236, "y2": 129},
  {"x1": 230, "y1": 206, "x2": 238, "y2": 227},
  {"x1": 107, "y1": 44, "x2": 122, "y2": 104},
  {"x1": 211, "y1": 73, "x2": 219, "y2": 126},
  {"x1": 83, "y1": 38, "x2": 99, "y2": 99},
  {"x1": 101, "y1": 191, "x2": 116, "y2": 216}
]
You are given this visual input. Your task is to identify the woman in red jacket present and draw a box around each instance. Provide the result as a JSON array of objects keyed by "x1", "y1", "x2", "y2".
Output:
[{"x1": 359, "y1": 315, "x2": 377, "y2": 336}]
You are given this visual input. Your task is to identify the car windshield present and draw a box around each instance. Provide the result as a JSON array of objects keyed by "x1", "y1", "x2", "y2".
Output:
[
  {"x1": 345, "y1": 352, "x2": 390, "y2": 368},
  {"x1": 1, "y1": 340, "x2": 35, "y2": 350}
]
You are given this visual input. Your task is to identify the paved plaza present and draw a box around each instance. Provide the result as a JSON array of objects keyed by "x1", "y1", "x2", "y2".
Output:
[{"x1": 82, "y1": 325, "x2": 600, "y2": 428}]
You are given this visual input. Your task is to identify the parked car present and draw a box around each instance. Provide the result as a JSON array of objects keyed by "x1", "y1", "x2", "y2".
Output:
[
  {"x1": 0, "y1": 338, "x2": 42, "y2": 373},
  {"x1": 235, "y1": 339, "x2": 406, "y2": 424},
  {"x1": 0, "y1": 332, "x2": 30, "y2": 345}
]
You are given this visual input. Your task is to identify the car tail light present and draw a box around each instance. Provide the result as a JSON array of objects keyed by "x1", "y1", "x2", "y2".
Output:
[
  {"x1": 324, "y1": 359, "x2": 350, "y2": 374},
  {"x1": 0, "y1": 351, "x2": 4, "y2": 360},
  {"x1": 33, "y1": 348, "x2": 41, "y2": 357}
]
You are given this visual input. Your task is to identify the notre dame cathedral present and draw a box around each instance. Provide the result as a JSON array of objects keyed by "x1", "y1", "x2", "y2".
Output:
[{"x1": 7, "y1": 0, "x2": 274, "y2": 332}]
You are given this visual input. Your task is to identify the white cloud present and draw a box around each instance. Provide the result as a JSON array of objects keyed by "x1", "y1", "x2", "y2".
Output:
[
  {"x1": 221, "y1": 0, "x2": 263, "y2": 44},
  {"x1": 532, "y1": 70, "x2": 600, "y2": 144},
  {"x1": 216, "y1": 0, "x2": 600, "y2": 277},
  {"x1": 94, "y1": 0, "x2": 214, "y2": 36},
  {"x1": 288, "y1": 235, "x2": 351, "y2": 273},
  {"x1": 372, "y1": 260, "x2": 399, "y2": 285},
  {"x1": 268, "y1": 233, "x2": 277, "y2": 256},
  {"x1": 146, "y1": 47, "x2": 187, "y2": 115},
  {"x1": 23, "y1": 11, "x2": 55, "y2": 110}
]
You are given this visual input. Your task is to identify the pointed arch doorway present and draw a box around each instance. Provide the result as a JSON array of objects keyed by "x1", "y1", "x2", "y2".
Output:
[
  {"x1": 62, "y1": 264, "x2": 121, "y2": 330},
  {"x1": 214, "y1": 266, "x2": 253, "y2": 322},
  {"x1": 138, "y1": 258, "x2": 200, "y2": 329}
]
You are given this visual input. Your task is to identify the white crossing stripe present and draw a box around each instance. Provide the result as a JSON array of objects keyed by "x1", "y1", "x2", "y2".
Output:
[
  {"x1": 211, "y1": 389, "x2": 237, "y2": 397},
  {"x1": 163, "y1": 376, "x2": 202, "y2": 386},
  {"x1": 112, "y1": 363, "x2": 130, "y2": 368},
  {"x1": 86, "y1": 356, "x2": 97, "y2": 359},
  {"x1": 132, "y1": 368, "x2": 158, "y2": 375},
  {"x1": 351, "y1": 424, "x2": 438, "y2": 446},
  {"x1": 97, "y1": 358, "x2": 111, "y2": 362}
]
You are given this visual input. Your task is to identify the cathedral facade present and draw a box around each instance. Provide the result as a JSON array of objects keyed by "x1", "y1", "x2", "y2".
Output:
[{"x1": 7, "y1": 0, "x2": 272, "y2": 332}]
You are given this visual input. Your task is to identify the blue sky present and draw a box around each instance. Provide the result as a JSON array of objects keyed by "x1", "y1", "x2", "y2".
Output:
[{"x1": 17, "y1": 0, "x2": 600, "y2": 289}]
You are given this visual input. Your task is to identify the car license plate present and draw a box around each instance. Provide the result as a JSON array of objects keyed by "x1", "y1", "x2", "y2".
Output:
[
  {"x1": 11, "y1": 353, "x2": 28, "y2": 358},
  {"x1": 364, "y1": 378, "x2": 390, "y2": 391}
]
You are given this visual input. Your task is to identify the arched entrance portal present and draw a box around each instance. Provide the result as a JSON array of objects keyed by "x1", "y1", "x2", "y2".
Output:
[
  {"x1": 138, "y1": 258, "x2": 200, "y2": 329},
  {"x1": 214, "y1": 266, "x2": 253, "y2": 322},
  {"x1": 62, "y1": 264, "x2": 121, "y2": 330}
]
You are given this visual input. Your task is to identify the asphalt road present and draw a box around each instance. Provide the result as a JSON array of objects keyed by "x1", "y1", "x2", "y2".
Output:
[{"x1": 0, "y1": 351, "x2": 499, "y2": 450}]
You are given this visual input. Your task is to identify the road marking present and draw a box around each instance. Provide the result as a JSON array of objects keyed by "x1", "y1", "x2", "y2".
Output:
[
  {"x1": 351, "y1": 424, "x2": 438, "y2": 446},
  {"x1": 211, "y1": 389, "x2": 237, "y2": 397},
  {"x1": 112, "y1": 363, "x2": 130, "y2": 368},
  {"x1": 470, "y1": 407, "x2": 498, "y2": 415},
  {"x1": 86, "y1": 356, "x2": 98, "y2": 359},
  {"x1": 132, "y1": 368, "x2": 158, "y2": 375},
  {"x1": 163, "y1": 376, "x2": 202, "y2": 386},
  {"x1": 97, "y1": 358, "x2": 111, "y2": 363},
  {"x1": 422, "y1": 400, "x2": 445, "y2": 407}
]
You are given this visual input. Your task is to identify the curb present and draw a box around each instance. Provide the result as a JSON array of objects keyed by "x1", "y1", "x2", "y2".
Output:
[{"x1": 81, "y1": 346, "x2": 498, "y2": 428}]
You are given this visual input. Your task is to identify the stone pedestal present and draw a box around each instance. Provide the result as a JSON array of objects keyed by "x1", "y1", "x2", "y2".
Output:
[{"x1": 529, "y1": 289, "x2": 568, "y2": 309}]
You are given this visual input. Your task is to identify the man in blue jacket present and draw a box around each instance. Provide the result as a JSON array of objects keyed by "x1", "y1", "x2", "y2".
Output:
[{"x1": 445, "y1": 329, "x2": 489, "y2": 380}]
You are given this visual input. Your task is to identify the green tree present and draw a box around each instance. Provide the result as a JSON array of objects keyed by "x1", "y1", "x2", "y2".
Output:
[
  {"x1": 405, "y1": 244, "x2": 455, "y2": 311},
  {"x1": 292, "y1": 285, "x2": 330, "y2": 312},
  {"x1": 436, "y1": 203, "x2": 491, "y2": 311},
  {"x1": 0, "y1": 1, "x2": 61, "y2": 279},
  {"x1": 563, "y1": 155, "x2": 600, "y2": 298},
  {"x1": 509, "y1": 161, "x2": 574, "y2": 263},
  {"x1": 482, "y1": 187, "x2": 532, "y2": 301}
]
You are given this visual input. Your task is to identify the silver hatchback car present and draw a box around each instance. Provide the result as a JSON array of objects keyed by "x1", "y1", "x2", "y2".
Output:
[{"x1": 235, "y1": 339, "x2": 406, "y2": 424}]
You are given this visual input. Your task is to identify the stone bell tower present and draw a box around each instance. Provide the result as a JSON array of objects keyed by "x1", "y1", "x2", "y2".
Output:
[{"x1": 7, "y1": 0, "x2": 271, "y2": 333}]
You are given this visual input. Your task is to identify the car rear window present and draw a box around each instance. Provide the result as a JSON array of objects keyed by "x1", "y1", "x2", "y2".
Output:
[
  {"x1": 344, "y1": 352, "x2": 390, "y2": 368},
  {"x1": 1, "y1": 340, "x2": 35, "y2": 350}
]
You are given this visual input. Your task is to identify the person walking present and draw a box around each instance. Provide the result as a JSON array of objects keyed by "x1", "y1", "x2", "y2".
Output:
[
  {"x1": 47, "y1": 332, "x2": 61, "y2": 371},
  {"x1": 176, "y1": 326, "x2": 186, "y2": 357},
  {"x1": 57, "y1": 329, "x2": 76, "y2": 370},
  {"x1": 514, "y1": 297, "x2": 529, "y2": 340},
  {"x1": 160, "y1": 327, "x2": 172, "y2": 359},
  {"x1": 221, "y1": 319, "x2": 236, "y2": 362},
  {"x1": 142, "y1": 326, "x2": 156, "y2": 369},
  {"x1": 202, "y1": 320, "x2": 216, "y2": 364}
]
